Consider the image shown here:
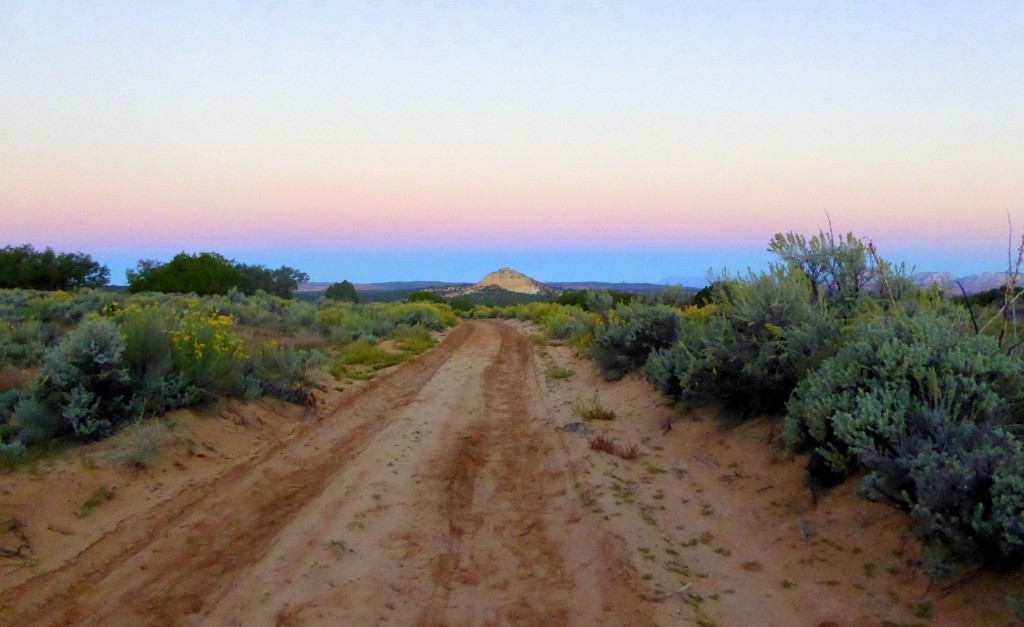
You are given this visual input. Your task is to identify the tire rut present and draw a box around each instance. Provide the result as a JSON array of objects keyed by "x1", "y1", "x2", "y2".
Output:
[
  {"x1": 3, "y1": 320, "x2": 650, "y2": 627},
  {"x1": 0, "y1": 323, "x2": 476, "y2": 627},
  {"x1": 420, "y1": 321, "x2": 650, "y2": 626}
]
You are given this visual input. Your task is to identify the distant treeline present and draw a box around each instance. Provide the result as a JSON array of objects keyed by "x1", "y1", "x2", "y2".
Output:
[{"x1": 0, "y1": 245, "x2": 109, "y2": 290}]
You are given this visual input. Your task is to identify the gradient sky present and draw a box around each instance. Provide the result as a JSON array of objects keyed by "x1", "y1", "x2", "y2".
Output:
[{"x1": 2, "y1": 1, "x2": 1023, "y2": 284}]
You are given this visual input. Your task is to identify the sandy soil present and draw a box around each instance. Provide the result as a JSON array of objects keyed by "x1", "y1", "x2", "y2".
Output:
[{"x1": 1, "y1": 319, "x2": 1021, "y2": 626}]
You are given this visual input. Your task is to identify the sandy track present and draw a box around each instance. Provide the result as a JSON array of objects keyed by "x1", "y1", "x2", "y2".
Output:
[
  {"x1": 7, "y1": 319, "x2": 1020, "y2": 626},
  {"x1": 1, "y1": 321, "x2": 648, "y2": 626}
]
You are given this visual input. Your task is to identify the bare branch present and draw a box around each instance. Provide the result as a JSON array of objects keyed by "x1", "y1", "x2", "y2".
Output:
[{"x1": 956, "y1": 280, "x2": 980, "y2": 335}]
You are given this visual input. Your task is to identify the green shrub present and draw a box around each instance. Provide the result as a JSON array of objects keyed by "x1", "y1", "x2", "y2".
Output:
[
  {"x1": 32, "y1": 319, "x2": 134, "y2": 440},
  {"x1": 784, "y1": 310, "x2": 1023, "y2": 481},
  {"x1": 546, "y1": 365, "x2": 574, "y2": 380},
  {"x1": 406, "y1": 290, "x2": 443, "y2": 304},
  {"x1": 253, "y1": 344, "x2": 325, "y2": 404},
  {"x1": 644, "y1": 343, "x2": 692, "y2": 400},
  {"x1": 170, "y1": 307, "x2": 248, "y2": 397},
  {"x1": 542, "y1": 306, "x2": 591, "y2": 340},
  {"x1": 449, "y1": 297, "x2": 474, "y2": 312},
  {"x1": 0, "y1": 320, "x2": 46, "y2": 367},
  {"x1": 383, "y1": 302, "x2": 456, "y2": 330},
  {"x1": 784, "y1": 309, "x2": 1024, "y2": 564},
  {"x1": 862, "y1": 418, "x2": 1024, "y2": 565},
  {"x1": 14, "y1": 396, "x2": 64, "y2": 443},
  {"x1": 590, "y1": 303, "x2": 681, "y2": 380},
  {"x1": 655, "y1": 268, "x2": 837, "y2": 415}
]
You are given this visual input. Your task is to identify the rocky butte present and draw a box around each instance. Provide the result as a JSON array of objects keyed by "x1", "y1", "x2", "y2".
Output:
[{"x1": 435, "y1": 267, "x2": 556, "y2": 298}]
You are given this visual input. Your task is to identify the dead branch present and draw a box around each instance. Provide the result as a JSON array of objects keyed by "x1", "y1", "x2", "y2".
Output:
[{"x1": 956, "y1": 280, "x2": 980, "y2": 335}]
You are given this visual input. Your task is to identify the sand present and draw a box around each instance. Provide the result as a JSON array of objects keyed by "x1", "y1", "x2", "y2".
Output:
[{"x1": 1, "y1": 319, "x2": 1020, "y2": 626}]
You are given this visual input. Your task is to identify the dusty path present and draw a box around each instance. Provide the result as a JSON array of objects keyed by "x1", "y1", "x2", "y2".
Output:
[
  {"x1": 4, "y1": 319, "x2": 1022, "y2": 626},
  {"x1": 0, "y1": 321, "x2": 649, "y2": 626}
]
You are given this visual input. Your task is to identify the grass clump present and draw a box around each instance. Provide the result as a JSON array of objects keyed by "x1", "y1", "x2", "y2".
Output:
[
  {"x1": 546, "y1": 365, "x2": 574, "y2": 380},
  {"x1": 574, "y1": 393, "x2": 615, "y2": 422},
  {"x1": 391, "y1": 324, "x2": 435, "y2": 355},
  {"x1": 617, "y1": 442, "x2": 641, "y2": 460},
  {"x1": 78, "y1": 485, "x2": 115, "y2": 518},
  {"x1": 588, "y1": 434, "x2": 618, "y2": 455},
  {"x1": 107, "y1": 419, "x2": 170, "y2": 468},
  {"x1": 337, "y1": 339, "x2": 403, "y2": 369}
]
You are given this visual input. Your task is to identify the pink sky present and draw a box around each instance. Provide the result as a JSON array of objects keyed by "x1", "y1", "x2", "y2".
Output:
[{"x1": 2, "y1": 3, "x2": 1022, "y2": 282}]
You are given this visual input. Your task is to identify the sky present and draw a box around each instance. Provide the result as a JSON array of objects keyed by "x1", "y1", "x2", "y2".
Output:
[{"x1": 2, "y1": 1, "x2": 1023, "y2": 284}]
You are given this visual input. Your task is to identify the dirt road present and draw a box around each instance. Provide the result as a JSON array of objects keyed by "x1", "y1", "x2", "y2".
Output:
[
  {"x1": 3, "y1": 320, "x2": 1019, "y2": 626},
  {"x1": 1, "y1": 321, "x2": 649, "y2": 626}
]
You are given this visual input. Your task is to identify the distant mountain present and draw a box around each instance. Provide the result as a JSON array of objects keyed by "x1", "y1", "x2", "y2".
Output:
[
  {"x1": 301, "y1": 269, "x2": 1013, "y2": 298},
  {"x1": 474, "y1": 267, "x2": 554, "y2": 295},
  {"x1": 912, "y1": 272, "x2": 1012, "y2": 294},
  {"x1": 437, "y1": 267, "x2": 556, "y2": 297}
]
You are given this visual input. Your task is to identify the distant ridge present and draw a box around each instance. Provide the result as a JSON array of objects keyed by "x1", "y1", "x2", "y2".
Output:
[
  {"x1": 912, "y1": 272, "x2": 1014, "y2": 294},
  {"x1": 299, "y1": 271, "x2": 1013, "y2": 296},
  {"x1": 297, "y1": 280, "x2": 462, "y2": 293}
]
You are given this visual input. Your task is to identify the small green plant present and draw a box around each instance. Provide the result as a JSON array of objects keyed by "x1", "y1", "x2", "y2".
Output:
[
  {"x1": 546, "y1": 366, "x2": 574, "y2": 380},
  {"x1": 780, "y1": 580, "x2": 797, "y2": 589},
  {"x1": 328, "y1": 539, "x2": 346, "y2": 549},
  {"x1": 78, "y1": 485, "x2": 115, "y2": 518},
  {"x1": 337, "y1": 339, "x2": 403, "y2": 369},
  {"x1": 575, "y1": 393, "x2": 615, "y2": 422},
  {"x1": 391, "y1": 324, "x2": 434, "y2": 355}
]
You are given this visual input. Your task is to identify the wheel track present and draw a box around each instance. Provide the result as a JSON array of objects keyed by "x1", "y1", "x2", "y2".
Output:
[
  {"x1": 418, "y1": 321, "x2": 650, "y2": 626},
  {"x1": 3, "y1": 320, "x2": 651, "y2": 626},
  {"x1": 0, "y1": 323, "x2": 476, "y2": 626}
]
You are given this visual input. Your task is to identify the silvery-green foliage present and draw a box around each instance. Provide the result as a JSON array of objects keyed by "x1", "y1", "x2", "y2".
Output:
[
  {"x1": 543, "y1": 306, "x2": 590, "y2": 340},
  {"x1": 643, "y1": 344, "x2": 692, "y2": 400},
  {"x1": 253, "y1": 345, "x2": 325, "y2": 404},
  {"x1": 862, "y1": 417, "x2": 1024, "y2": 564},
  {"x1": 784, "y1": 310, "x2": 1022, "y2": 478},
  {"x1": 590, "y1": 303, "x2": 680, "y2": 380},
  {"x1": 584, "y1": 290, "x2": 615, "y2": 314},
  {"x1": 0, "y1": 320, "x2": 47, "y2": 368},
  {"x1": 14, "y1": 396, "x2": 63, "y2": 443},
  {"x1": 36, "y1": 318, "x2": 133, "y2": 439},
  {"x1": 678, "y1": 266, "x2": 838, "y2": 414}
]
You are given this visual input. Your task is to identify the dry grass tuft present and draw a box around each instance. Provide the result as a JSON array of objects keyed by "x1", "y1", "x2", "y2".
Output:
[
  {"x1": 575, "y1": 393, "x2": 615, "y2": 422},
  {"x1": 589, "y1": 434, "x2": 618, "y2": 455}
]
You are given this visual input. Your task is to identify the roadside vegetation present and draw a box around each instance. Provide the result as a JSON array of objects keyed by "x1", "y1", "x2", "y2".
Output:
[
  {"x1": 469, "y1": 229, "x2": 1024, "y2": 585},
  {"x1": 0, "y1": 252, "x2": 457, "y2": 462},
  {"x1": 5, "y1": 236, "x2": 1023, "y2": 592}
]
